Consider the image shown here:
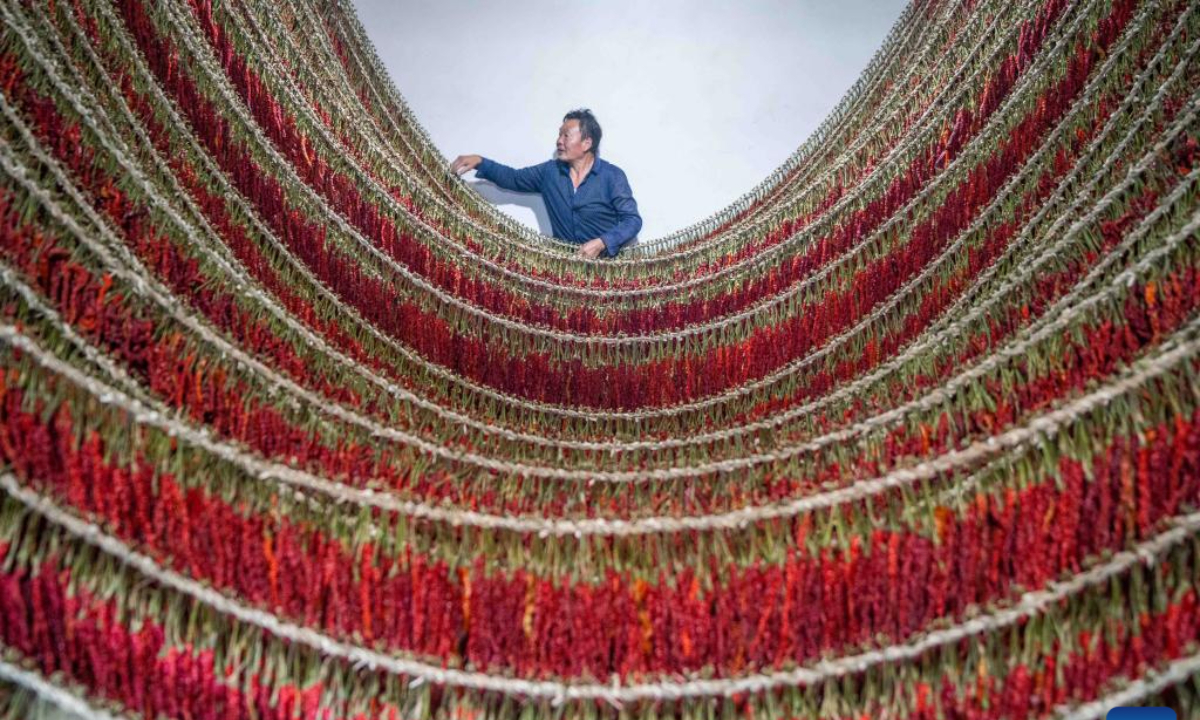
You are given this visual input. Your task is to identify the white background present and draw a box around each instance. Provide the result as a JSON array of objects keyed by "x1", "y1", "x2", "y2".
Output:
[{"x1": 351, "y1": 0, "x2": 908, "y2": 241}]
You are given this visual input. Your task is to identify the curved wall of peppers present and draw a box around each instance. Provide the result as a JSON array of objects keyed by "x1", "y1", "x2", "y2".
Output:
[{"x1": 1, "y1": 0, "x2": 1200, "y2": 717}]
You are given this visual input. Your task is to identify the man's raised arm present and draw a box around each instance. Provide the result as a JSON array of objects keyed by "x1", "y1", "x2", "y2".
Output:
[{"x1": 451, "y1": 155, "x2": 544, "y2": 193}]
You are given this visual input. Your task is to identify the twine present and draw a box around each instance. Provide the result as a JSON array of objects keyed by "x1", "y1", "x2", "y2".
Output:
[
  {"x1": 3, "y1": 470, "x2": 1196, "y2": 702},
  {"x1": 1056, "y1": 648, "x2": 1200, "y2": 719},
  {"x1": 0, "y1": 657, "x2": 122, "y2": 720},
  {"x1": 2, "y1": 300, "x2": 1198, "y2": 536}
]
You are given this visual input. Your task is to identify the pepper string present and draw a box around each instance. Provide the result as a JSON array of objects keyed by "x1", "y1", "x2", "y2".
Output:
[
  {"x1": 14, "y1": 0, "x2": 1195, "y2": 427},
  {"x1": 7, "y1": 194, "x2": 1200, "y2": 549},
  {"x1": 2, "y1": 297, "x2": 1200, "y2": 676},
  {"x1": 2, "y1": 0, "x2": 1200, "y2": 523},
  {"x1": 3, "y1": 0, "x2": 1200, "y2": 715},
  {"x1": 0, "y1": 114, "x2": 1195, "y2": 523},
  {"x1": 25, "y1": 0, "x2": 1190, "y2": 451},
  {"x1": 0, "y1": 21, "x2": 1195, "y2": 501},
  {"x1": 25, "y1": 0, "x2": 1171, "y2": 444},
  {"x1": 2, "y1": 153, "x2": 1200, "y2": 523},
  {"x1": 1, "y1": 472, "x2": 1199, "y2": 716},
  {"x1": 2, "y1": 210, "x2": 1200, "y2": 540},
  {"x1": 2, "y1": 357, "x2": 1200, "y2": 682}
]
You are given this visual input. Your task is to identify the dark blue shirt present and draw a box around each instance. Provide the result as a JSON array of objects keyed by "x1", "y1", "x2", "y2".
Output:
[{"x1": 475, "y1": 156, "x2": 642, "y2": 257}]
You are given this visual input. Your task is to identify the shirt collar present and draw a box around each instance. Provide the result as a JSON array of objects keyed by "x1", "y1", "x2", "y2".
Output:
[{"x1": 558, "y1": 156, "x2": 604, "y2": 177}]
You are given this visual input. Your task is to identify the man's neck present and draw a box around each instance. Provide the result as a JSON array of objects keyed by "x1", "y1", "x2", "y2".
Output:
[{"x1": 568, "y1": 154, "x2": 595, "y2": 178}]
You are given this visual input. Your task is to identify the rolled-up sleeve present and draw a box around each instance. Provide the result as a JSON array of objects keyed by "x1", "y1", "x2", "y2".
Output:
[
  {"x1": 599, "y1": 171, "x2": 642, "y2": 257},
  {"x1": 475, "y1": 157, "x2": 545, "y2": 193}
]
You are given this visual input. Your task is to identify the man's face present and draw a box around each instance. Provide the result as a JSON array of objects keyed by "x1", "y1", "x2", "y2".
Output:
[{"x1": 556, "y1": 119, "x2": 592, "y2": 162}]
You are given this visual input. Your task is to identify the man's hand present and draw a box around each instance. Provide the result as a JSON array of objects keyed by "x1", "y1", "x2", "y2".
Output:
[
  {"x1": 576, "y1": 238, "x2": 607, "y2": 259},
  {"x1": 451, "y1": 154, "x2": 482, "y2": 176}
]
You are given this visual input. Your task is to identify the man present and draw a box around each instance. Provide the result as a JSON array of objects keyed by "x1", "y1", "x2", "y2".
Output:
[{"x1": 451, "y1": 109, "x2": 642, "y2": 258}]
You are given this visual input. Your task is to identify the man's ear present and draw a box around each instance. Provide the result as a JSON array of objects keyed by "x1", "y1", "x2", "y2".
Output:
[{"x1": 583, "y1": 136, "x2": 593, "y2": 154}]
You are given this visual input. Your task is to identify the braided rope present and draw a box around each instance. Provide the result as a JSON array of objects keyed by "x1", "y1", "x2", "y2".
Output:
[
  {"x1": 0, "y1": 657, "x2": 119, "y2": 720},
  {"x1": 1056, "y1": 649, "x2": 1200, "y2": 719}
]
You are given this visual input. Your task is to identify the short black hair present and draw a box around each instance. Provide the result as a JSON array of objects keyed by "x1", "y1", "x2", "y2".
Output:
[{"x1": 563, "y1": 108, "x2": 601, "y2": 156}]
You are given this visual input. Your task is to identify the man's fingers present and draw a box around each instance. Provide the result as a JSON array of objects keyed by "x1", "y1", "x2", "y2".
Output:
[{"x1": 575, "y1": 240, "x2": 603, "y2": 259}]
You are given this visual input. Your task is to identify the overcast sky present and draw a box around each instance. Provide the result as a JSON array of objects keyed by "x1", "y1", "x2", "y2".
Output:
[{"x1": 351, "y1": 0, "x2": 909, "y2": 240}]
